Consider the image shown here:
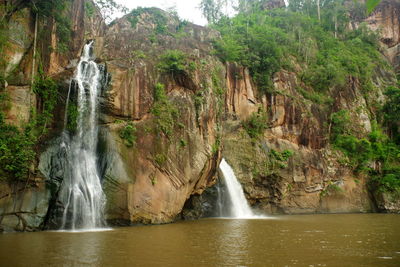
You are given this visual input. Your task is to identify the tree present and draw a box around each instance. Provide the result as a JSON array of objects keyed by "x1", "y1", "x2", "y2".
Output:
[
  {"x1": 93, "y1": 0, "x2": 128, "y2": 23},
  {"x1": 199, "y1": 0, "x2": 223, "y2": 24},
  {"x1": 382, "y1": 86, "x2": 400, "y2": 144},
  {"x1": 366, "y1": 0, "x2": 381, "y2": 14}
]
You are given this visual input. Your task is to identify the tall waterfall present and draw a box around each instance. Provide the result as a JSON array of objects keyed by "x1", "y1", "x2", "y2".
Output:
[
  {"x1": 219, "y1": 158, "x2": 257, "y2": 219},
  {"x1": 58, "y1": 41, "x2": 106, "y2": 230}
]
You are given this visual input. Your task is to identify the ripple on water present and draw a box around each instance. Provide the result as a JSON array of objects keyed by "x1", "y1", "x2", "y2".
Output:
[
  {"x1": 378, "y1": 256, "x2": 393, "y2": 260},
  {"x1": 49, "y1": 227, "x2": 113, "y2": 233}
]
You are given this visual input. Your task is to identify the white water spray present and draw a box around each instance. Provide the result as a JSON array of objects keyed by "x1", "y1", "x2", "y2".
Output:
[
  {"x1": 219, "y1": 158, "x2": 260, "y2": 219},
  {"x1": 58, "y1": 41, "x2": 106, "y2": 230}
]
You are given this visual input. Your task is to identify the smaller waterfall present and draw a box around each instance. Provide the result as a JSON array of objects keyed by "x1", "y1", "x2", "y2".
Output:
[{"x1": 219, "y1": 158, "x2": 260, "y2": 219}]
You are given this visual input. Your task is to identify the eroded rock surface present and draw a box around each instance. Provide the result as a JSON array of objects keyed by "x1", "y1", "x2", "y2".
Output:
[{"x1": 98, "y1": 9, "x2": 222, "y2": 224}]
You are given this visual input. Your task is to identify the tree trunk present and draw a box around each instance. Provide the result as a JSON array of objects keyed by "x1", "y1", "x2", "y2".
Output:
[{"x1": 334, "y1": 15, "x2": 337, "y2": 38}]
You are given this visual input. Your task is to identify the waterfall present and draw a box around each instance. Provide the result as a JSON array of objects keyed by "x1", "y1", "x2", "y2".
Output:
[
  {"x1": 63, "y1": 80, "x2": 72, "y2": 129},
  {"x1": 219, "y1": 158, "x2": 258, "y2": 219},
  {"x1": 57, "y1": 41, "x2": 106, "y2": 230}
]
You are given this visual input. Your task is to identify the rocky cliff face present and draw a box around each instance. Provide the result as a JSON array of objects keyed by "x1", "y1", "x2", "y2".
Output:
[
  {"x1": 219, "y1": 70, "x2": 381, "y2": 215},
  {"x1": 1, "y1": 0, "x2": 399, "y2": 232},
  {"x1": 363, "y1": 0, "x2": 400, "y2": 73},
  {"x1": 97, "y1": 10, "x2": 222, "y2": 224},
  {"x1": 0, "y1": 0, "x2": 102, "y2": 231}
]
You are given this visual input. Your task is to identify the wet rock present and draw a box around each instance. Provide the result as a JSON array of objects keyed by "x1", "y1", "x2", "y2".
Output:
[
  {"x1": 373, "y1": 191, "x2": 400, "y2": 213},
  {"x1": 0, "y1": 181, "x2": 51, "y2": 232}
]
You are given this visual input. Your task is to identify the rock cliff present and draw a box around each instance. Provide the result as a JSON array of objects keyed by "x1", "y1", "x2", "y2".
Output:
[
  {"x1": 1, "y1": 0, "x2": 399, "y2": 231},
  {"x1": 97, "y1": 9, "x2": 222, "y2": 224},
  {"x1": 359, "y1": 0, "x2": 400, "y2": 73}
]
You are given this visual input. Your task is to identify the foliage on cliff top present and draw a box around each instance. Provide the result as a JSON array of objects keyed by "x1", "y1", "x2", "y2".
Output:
[
  {"x1": 127, "y1": 7, "x2": 168, "y2": 34},
  {"x1": 212, "y1": 2, "x2": 384, "y2": 93}
]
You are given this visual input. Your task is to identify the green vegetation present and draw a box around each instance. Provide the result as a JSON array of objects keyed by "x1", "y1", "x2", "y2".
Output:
[
  {"x1": 149, "y1": 173, "x2": 157, "y2": 185},
  {"x1": 154, "y1": 153, "x2": 167, "y2": 166},
  {"x1": 127, "y1": 7, "x2": 167, "y2": 34},
  {"x1": 212, "y1": 2, "x2": 384, "y2": 93},
  {"x1": 66, "y1": 102, "x2": 79, "y2": 132},
  {"x1": 32, "y1": 71, "x2": 58, "y2": 136},
  {"x1": 119, "y1": 121, "x2": 137, "y2": 147},
  {"x1": 243, "y1": 109, "x2": 268, "y2": 139},
  {"x1": 320, "y1": 181, "x2": 343, "y2": 197},
  {"x1": 130, "y1": 50, "x2": 147, "y2": 60},
  {"x1": 211, "y1": 66, "x2": 225, "y2": 115},
  {"x1": 330, "y1": 108, "x2": 400, "y2": 193},
  {"x1": 157, "y1": 50, "x2": 188, "y2": 77},
  {"x1": 93, "y1": 0, "x2": 128, "y2": 23},
  {"x1": 366, "y1": 0, "x2": 382, "y2": 14},
  {"x1": 0, "y1": 71, "x2": 59, "y2": 183},
  {"x1": 33, "y1": 0, "x2": 72, "y2": 53},
  {"x1": 298, "y1": 87, "x2": 334, "y2": 105},
  {"x1": 0, "y1": 79, "x2": 37, "y2": 183},
  {"x1": 85, "y1": 1, "x2": 96, "y2": 18},
  {"x1": 179, "y1": 138, "x2": 187, "y2": 148},
  {"x1": 211, "y1": 137, "x2": 221, "y2": 155},
  {"x1": 151, "y1": 83, "x2": 179, "y2": 138},
  {"x1": 205, "y1": 0, "x2": 397, "y2": 194},
  {"x1": 253, "y1": 148, "x2": 294, "y2": 178},
  {"x1": 382, "y1": 86, "x2": 400, "y2": 144},
  {"x1": 0, "y1": 116, "x2": 36, "y2": 183}
]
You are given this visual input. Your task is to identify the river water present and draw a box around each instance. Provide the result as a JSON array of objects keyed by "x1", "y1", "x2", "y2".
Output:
[{"x1": 0, "y1": 214, "x2": 399, "y2": 267}]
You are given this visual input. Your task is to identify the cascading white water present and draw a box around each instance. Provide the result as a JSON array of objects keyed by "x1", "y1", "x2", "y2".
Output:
[
  {"x1": 219, "y1": 158, "x2": 257, "y2": 219},
  {"x1": 58, "y1": 41, "x2": 106, "y2": 230}
]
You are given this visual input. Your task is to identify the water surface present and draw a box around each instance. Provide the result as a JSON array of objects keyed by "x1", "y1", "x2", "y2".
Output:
[{"x1": 0, "y1": 214, "x2": 399, "y2": 266}]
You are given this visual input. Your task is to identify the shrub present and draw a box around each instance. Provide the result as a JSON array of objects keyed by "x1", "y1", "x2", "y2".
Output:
[
  {"x1": 151, "y1": 83, "x2": 179, "y2": 137},
  {"x1": 66, "y1": 102, "x2": 78, "y2": 132},
  {"x1": 119, "y1": 121, "x2": 137, "y2": 147},
  {"x1": 253, "y1": 148, "x2": 294, "y2": 178},
  {"x1": 157, "y1": 50, "x2": 188, "y2": 77},
  {"x1": 243, "y1": 109, "x2": 268, "y2": 139},
  {"x1": 32, "y1": 73, "x2": 58, "y2": 135},
  {"x1": 127, "y1": 7, "x2": 167, "y2": 34},
  {"x1": 0, "y1": 116, "x2": 36, "y2": 183}
]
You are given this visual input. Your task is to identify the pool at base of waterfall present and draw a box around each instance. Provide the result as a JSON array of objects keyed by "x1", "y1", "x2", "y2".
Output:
[{"x1": 1, "y1": 214, "x2": 399, "y2": 267}]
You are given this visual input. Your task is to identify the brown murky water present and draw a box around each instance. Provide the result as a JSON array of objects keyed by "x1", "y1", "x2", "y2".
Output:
[{"x1": 0, "y1": 214, "x2": 399, "y2": 267}]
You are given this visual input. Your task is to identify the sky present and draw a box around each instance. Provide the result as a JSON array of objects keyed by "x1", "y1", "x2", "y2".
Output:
[{"x1": 114, "y1": 0, "x2": 209, "y2": 26}]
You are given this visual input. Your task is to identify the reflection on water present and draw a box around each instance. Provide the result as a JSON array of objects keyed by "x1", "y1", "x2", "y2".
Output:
[
  {"x1": 0, "y1": 214, "x2": 399, "y2": 267},
  {"x1": 216, "y1": 220, "x2": 251, "y2": 266}
]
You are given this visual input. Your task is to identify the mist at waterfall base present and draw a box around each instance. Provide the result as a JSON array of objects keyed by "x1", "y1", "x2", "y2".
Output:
[
  {"x1": 54, "y1": 42, "x2": 107, "y2": 231},
  {"x1": 218, "y1": 158, "x2": 268, "y2": 219}
]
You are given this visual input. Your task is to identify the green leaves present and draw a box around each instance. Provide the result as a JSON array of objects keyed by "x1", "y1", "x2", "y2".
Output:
[
  {"x1": 0, "y1": 118, "x2": 36, "y2": 182},
  {"x1": 119, "y1": 122, "x2": 137, "y2": 147},
  {"x1": 366, "y1": 0, "x2": 381, "y2": 14},
  {"x1": 243, "y1": 109, "x2": 268, "y2": 139},
  {"x1": 157, "y1": 50, "x2": 188, "y2": 76},
  {"x1": 151, "y1": 83, "x2": 179, "y2": 138},
  {"x1": 32, "y1": 74, "x2": 58, "y2": 135}
]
